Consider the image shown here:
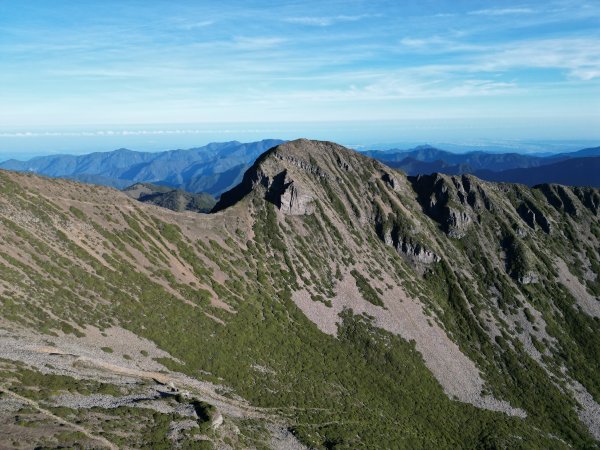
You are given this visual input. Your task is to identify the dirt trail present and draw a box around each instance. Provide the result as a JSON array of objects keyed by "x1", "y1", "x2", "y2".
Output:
[
  {"x1": 36, "y1": 346, "x2": 171, "y2": 384},
  {"x1": 0, "y1": 385, "x2": 118, "y2": 450},
  {"x1": 31, "y1": 346, "x2": 270, "y2": 421},
  {"x1": 0, "y1": 327, "x2": 271, "y2": 421},
  {"x1": 0, "y1": 325, "x2": 307, "y2": 449}
]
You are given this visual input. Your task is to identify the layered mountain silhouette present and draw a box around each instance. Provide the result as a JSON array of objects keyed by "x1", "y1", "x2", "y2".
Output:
[
  {"x1": 366, "y1": 145, "x2": 600, "y2": 187},
  {"x1": 473, "y1": 157, "x2": 600, "y2": 187},
  {"x1": 2, "y1": 142, "x2": 599, "y2": 201},
  {"x1": 0, "y1": 139, "x2": 284, "y2": 195},
  {"x1": 0, "y1": 139, "x2": 598, "y2": 448}
]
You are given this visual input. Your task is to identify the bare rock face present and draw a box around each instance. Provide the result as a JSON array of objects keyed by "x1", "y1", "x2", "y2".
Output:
[
  {"x1": 272, "y1": 152, "x2": 329, "y2": 179},
  {"x1": 279, "y1": 181, "x2": 315, "y2": 215},
  {"x1": 502, "y1": 234, "x2": 539, "y2": 284},
  {"x1": 212, "y1": 141, "x2": 323, "y2": 214},
  {"x1": 538, "y1": 184, "x2": 578, "y2": 216},
  {"x1": 409, "y1": 174, "x2": 474, "y2": 238},
  {"x1": 573, "y1": 187, "x2": 600, "y2": 215},
  {"x1": 517, "y1": 202, "x2": 551, "y2": 233},
  {"x1": 336, "y1": 155, "x2": 351, "y2": 171},
  {"x1": 397, "y1": 238, "x2": 441, "y2": 264},
  {"x1": 446, "y1": 208, "x2": 472, "y2": 238},
  {"x1": 518, "y1": 272, "x2": 539, "y2": 285},
  {"x1": 375, "y1": 212, "x2": 441, "y2": 264},
  {"x1": 211, "y1": 412, "x2": 224, "y2": 430},
  {"x1": 517, "y1": 203, "x2": 536, "y2": 229},
  {"x1": 515, "y1": 226, "x2": 528, "y2": 238},
  {"x1": 456, "y1": 175, "x2": 493, "y2": 211},
  {"x1": 382, "y1": 172, "x2": 401, "y2": 192}
]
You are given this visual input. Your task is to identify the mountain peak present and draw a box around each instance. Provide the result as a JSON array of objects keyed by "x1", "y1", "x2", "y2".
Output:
[
  {"x1": 212, "y1": 139, "x2": 377, "y2": 213},
  {"x1": 258, "y1": 138, "x2": 349, "y2": 163},
  {"x1": 1, "y1": 139, "x2": 600, "y2": 447}
]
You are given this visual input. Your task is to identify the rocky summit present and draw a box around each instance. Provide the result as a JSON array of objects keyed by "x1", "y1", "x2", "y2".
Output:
[{"x1": 0, "y1": 139, "x2": 599, "y2": 449}]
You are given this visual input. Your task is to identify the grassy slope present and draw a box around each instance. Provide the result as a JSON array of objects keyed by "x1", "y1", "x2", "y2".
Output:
[{"x1": 0, "y1": 138, "x2": 598, "y2": 449}]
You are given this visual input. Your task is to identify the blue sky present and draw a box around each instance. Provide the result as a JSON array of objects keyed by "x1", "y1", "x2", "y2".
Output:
[{"x1": 0, "y1": 0, "x2": 599, "y2": 150}]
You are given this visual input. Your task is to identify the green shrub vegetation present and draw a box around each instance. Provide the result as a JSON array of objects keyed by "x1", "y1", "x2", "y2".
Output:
[
  {"x1": 0, "y1": 157, "x2": 598, "y2": 448},
  {"x1": 350, "y1": 269, "x2": 384, "y2": 307}
]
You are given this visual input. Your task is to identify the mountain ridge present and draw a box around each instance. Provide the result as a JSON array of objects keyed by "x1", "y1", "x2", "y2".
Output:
[
  {"x1": 3, "y1": 141, "x2": 599, "y2": 198},
  {"x1": 474, "y1": 156, "x2": 600, "y2": 187},
  {"x1": 0, "y1": 139, "x2": 598, "y2": 448},
  {"x1": 367, "y1": 146, "x2": 600, "y2": 187}
]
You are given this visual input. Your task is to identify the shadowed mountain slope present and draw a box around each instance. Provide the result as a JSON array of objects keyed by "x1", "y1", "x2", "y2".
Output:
[
  {"x1": 382, "y1": 154, "x2": 600, "y2": 188},
  {"x1": 123, "y1": 182, "x2": 216, "y2": 213},
  {"x1": 365, "y1": 144, "x2": 600, "y2": 173},
  {"x1": 473, "y1": 156, "x2": 600, "y2": 188},
  {"x1": 0, "y1": 139, "x2": 598, "y2": 448}
]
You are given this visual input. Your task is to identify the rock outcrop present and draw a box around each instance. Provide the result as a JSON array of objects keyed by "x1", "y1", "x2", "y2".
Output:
[
  {"x1": 396, "y1": 237, "x2": 441, "y2": 264},
  {"x1": 278, "y1": 180, "x2": 315, "y2": 215},
  {"x1": 516, "y1": 201, "x2": 551, "y2": 233},
  {"x1": 409, "y1": 173, "x2": 475, "y2": 238},
  {"x1": 374, "y1": 207, "x2": 440, "y2": 264},
  {"x1": 573, "y1": 187, "x2": 600, "y2": 215},
  {"x1": 382, "y1": 172, "x2": 401, "y2": 192},
  {"x1": 212, "y1": 141, "x2": 323, "y2": 214},
  {"x1": 537, "y1": 184, "x2": 578, "y2": 216}
]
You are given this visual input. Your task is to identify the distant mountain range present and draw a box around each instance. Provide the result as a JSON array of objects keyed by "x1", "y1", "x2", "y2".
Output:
[
  {"x1": 471, "y1": 157, "x2": 600, "y2": 187},
  {"x1": 1, "y1": 141, "x2": 598, "y2": 194},
  {"x1": 366, "y1": 145, "x2": 600, "y2": 187},
  {"x1": 0, "y1": 139, "x2": 283, "y2": 196}
]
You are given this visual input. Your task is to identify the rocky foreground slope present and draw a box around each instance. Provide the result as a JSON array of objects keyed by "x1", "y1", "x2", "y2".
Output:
[{"x1": 0, "y1": 139, "x2": 598, "y2": 449}]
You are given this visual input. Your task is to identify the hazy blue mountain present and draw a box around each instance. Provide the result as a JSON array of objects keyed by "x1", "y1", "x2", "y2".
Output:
[
  {"x1": 367, "y1": 145, "x2": 600, "y2": 188},
  {"x1": 0, "y1": 148, "x2": 156, "y2": 175},
  {"x1": 381, "y1": 152, "x2": 599, "y2": 188},
  {"x1": 548, "y1": 146, "x2": 600, "y2": 159},
  {"x1": 364, "y1": 145, "x2": 556, "y2": 171},
  {"x1": 0, "y1": 139, "x2": 284, "y2": 196},
  {"x1": 384, "y1": 157, "x2": 465, "y2": 175},
  {"x1": 2, "y1": 140, "x2": 598, "y2": 196},
  {"x1": 473, "y1": 156, "x2": 600, "y2": 188}
]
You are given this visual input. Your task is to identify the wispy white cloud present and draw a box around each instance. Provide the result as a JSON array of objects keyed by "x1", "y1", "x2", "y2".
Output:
[
  {"x1": 0, "y1": 128, "x2": 275, "y2": 138},
  {"x1": 178, "y1": 20, "x2": 215, "y2": 30},
  {"x1": 238, "y1": 72, "x2": 520, "y2": 104},
  {"x1": 570, "y1": 68, "x2": 600, "y2": 81},
  {"x1": 399, "y1": 37, "x2": 447, "y2": 48},
  {"x1": 46, "y1": 68, "x2": 144, "y2": 79},
  {"x1": 394, "y1": 35, "x2": 600, "y2": 81},
  {"x1": 283, "y1": 14, "x2": 374, "y2": 26},
  {"x1": 468, "y1": 8, "x2": 535, "y2": 16},
  {"x1": 398, "y1": 36, "x2": 482, "y2": 53},
  {"x1": 476, "y1": 38, "x2": 600, "y2": 80},
  {"x1": 231, "y1": 36, "x2": 286, "y2": 50},
  {"x1": 1, "y1": 1, "x2": 598, "y2": 129}
]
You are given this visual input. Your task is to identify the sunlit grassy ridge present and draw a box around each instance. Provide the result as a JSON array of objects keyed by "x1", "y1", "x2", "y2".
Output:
[{"x1": 0, "y1": 140, "x2": 598, "y2": 448}]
